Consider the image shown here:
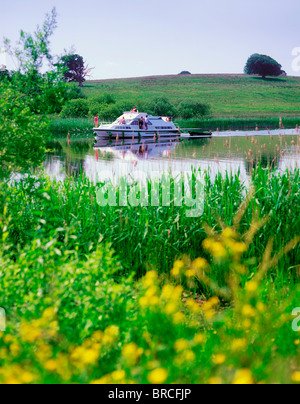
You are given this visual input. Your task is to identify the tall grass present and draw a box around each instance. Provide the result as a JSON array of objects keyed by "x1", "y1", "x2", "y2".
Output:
[
  {"x1": 49, "y1": 118, "x2": 93, "y2": 138},
  {"x1": 1, "y1": 167, "x2": 299, "y2": 288},
  {"x1": 177, "y1": 116, "x2": 300, "y2": 131}
]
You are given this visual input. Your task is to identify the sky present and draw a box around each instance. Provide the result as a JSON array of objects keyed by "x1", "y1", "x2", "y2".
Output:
[{"x1": 1, "y1": 0, "x2": 300, "y2": 79}]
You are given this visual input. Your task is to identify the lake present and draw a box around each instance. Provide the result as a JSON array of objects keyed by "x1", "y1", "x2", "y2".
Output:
[{"x1": 45, "y1": 128, "x2": 300, "y2": 184}]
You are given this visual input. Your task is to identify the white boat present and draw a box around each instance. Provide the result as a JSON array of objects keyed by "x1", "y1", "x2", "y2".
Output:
[{"x1": 94, "y1": 111, "x2": 180, "y2": 139}]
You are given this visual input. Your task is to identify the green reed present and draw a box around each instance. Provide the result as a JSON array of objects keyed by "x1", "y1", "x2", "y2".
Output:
[{"x1": 1, "y1": 167, "x2": 299, "y2": 289}]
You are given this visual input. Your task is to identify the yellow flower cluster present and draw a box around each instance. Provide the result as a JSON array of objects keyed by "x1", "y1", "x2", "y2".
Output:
[
  {"x1": 202, "y1": 227, "x2": 247, "y2": 262},
  {"x1": 139, "y1": 272, "x2": 186, "y2": 325}
]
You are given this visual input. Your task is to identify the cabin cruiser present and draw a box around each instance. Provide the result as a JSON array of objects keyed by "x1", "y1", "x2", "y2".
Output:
[{"x1": 94, "y1": 111, "x2": 180, "y2": 140}]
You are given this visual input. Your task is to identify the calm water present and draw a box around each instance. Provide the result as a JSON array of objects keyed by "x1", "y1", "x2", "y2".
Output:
[{"x1": 45, "y1": 129, "x2": 300, "y2": 184}]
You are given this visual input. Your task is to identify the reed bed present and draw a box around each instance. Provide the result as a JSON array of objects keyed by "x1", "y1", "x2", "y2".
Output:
[
  {"x1": 2, "y1": 167, "x2": 299, "y2": 286},
  {"x1": 49, "y1": 118, "x2": 94, "y2": 138}
]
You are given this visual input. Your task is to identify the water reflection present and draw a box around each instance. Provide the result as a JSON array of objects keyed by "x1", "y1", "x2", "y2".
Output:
[{"x1": 44, "y1": 130, "x2": 300, "y2": 183}]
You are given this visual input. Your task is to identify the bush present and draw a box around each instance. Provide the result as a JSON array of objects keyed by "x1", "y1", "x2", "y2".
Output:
[
  {"x1": 0, "y1": 83, "x2": 48, "y2": 179},
  {"x1": 60, "y1": 99, "x2": 90, "y2": 118},
  {"x1": 177, "y1": 101, "x2": 211, "y2": 119},
  {"x1": 147, "y1": 97, "x2": 177, "y2": 117}
]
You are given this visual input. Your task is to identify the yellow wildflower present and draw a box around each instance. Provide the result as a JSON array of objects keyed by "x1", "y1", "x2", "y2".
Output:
[
  {"x1": 233, "y1": 369, "x2": 254, "y2": 385},
  {"x1": 245, "y1": 281, "x2": 259, "y2": 293},
  {"x1": 232, "y1": 339, "x2": 247, "y2": 351},
  {"x1": 242, "y1": 305, "x2": 256, "y2": 318},
  {"x1": 104, "y1": 325, "x2": 119, "y2": 338},
  {"x1": 42, "y1": 307, "x2": 56, "y2": 320},
  {"x1": 112, "y1": 370, "x2": 126, "y2": 382},
  {"x1": 192, "y1": 257, "x2": 208, "y2": 270},
  {"x1": 165, "y1": 302, "x2": 178, "y2": 315},
  {"x1": 292, "y1": 372, "x2": 300, "y2": 383},
  {"x1": 122, "y1": 343, "x2": 143, "y2": 365},
  {"x1": 148, "y1": 368, "x2": 168, "y2": 384},
  {"x1": 194, "y1": 333, "x2": 205, "y2": 345},
  {"x1": 145, "y1": 286, "x2": 159, "y2": 298},
  {"x1": 186, "y1": 299, "x2": 200, "y2": 313},
  {"x1": 81, "y1": 349, "x2": 99, "y2": 365},
  {"x1": 174, "y1": 339, "x2": 189, "y2": 352},
  {"x1": 173, "y1": 312, "x2": 185, "y2": 324},
  {"x1": 185, "y1": 269, "x2": 195, "y2": 278},
  {"x1": 222, "y1": 228, "x2": 238, "y2": 240},
  {"x1": 213, "y1": 354, "x2": 226, "y2": 365},
  {"x1": 44, "y1": 359, "x2": 59, "y2": 372},
  {"x1": 161, "y1": 285, "x2": 174, "y2": 300},
  {"x1": 209, "y1": 377, "x2": 223, "y2": 385}
]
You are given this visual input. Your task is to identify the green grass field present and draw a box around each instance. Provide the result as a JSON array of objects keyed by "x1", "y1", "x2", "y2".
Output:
[{"x1": 83, "y1": 74, "x2": 300, "y2": 118}]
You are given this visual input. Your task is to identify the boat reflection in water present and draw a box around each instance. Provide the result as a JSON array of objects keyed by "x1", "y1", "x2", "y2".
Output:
[{"x1": 93, "y1": 136, "x2": 183, "y2": 164}]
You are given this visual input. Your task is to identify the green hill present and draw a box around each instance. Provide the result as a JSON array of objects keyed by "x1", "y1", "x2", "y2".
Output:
[{"x1": 83, "y1": 74, "x2": 300, "y2": 119}]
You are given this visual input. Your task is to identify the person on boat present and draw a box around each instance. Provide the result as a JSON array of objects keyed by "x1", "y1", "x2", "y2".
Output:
[
  {"x1": 133, "y1": 106, "x2": 138, "y2": 113},
  {"x1": 120, "y1": 116, "x2": 126, "y2": 125},
  {"x1": 139, "y1": 116, "x2": 144, "y2": 130},
  {"x1": 145, "y1": 115, "x2": 149, "y2": 130}
]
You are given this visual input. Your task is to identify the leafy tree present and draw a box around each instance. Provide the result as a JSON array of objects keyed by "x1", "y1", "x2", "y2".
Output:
[
  {"x1": 60, "y1": 54, "x2": 92, "y2": 87},
  {"x1": 244, "y1": 54, "x2": 284, "y2": 79},
  {"x1": 0, "y1": 83, "x2": 49, "y2": 179},
  {"x1": 3, "y1": 8, "x2": 57, "y2": 74},
  {"x1": 2, "y1": 9, "x2": 82, "y2": 114},
  {"x1": 178, "y1": 71, "x2": 191, "y2": 75}
]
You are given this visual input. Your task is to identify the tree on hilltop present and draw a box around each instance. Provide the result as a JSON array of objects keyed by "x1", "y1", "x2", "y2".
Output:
[
  {"x1": 244, "y1": 54, "x2": 284, "y2": 79},
  {"x1": 60, "y1": 54, "x2": 93, "y2": 87}
]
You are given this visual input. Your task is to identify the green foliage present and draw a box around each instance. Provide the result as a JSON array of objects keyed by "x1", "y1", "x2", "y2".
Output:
[
  {"x1": 8, "y1": 70, "x2": 82, "y2": 115},
  {"x1": 2, "y1": 8, "x2": 83, "y2": 115},
  {"x1": 60, "y1": 99, "x2": 90, "y2": 118},
  {"x1": 177, "y1": 101, "x2": 211, "y2": 119},
  {"x1": 0, "y1": 83, "x2": 49, "y2": 178},
  {"x1": 146, "y1": 97, "x2": 177, "y2": 117},
  {"x1": 3, "y1": 8, "x2": 57, "y2": 74},
  {"x1": 244, "y1": 54, "x2": 283, "y2": 79}
]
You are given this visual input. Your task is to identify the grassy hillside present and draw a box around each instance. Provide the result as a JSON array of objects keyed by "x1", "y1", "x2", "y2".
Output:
[{"x1": 82, "y1": 74, "x2": 300, "y2": 118}]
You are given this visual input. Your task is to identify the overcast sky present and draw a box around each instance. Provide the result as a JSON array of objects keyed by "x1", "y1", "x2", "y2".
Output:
[{"x1": 1, "y1": 0, "x2": 300, "y2": 79}]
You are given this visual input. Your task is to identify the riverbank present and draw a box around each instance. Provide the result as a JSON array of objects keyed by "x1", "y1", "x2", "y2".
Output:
[{"x1": 49, "y1": 116, "x2": 300, "y2": 138}]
